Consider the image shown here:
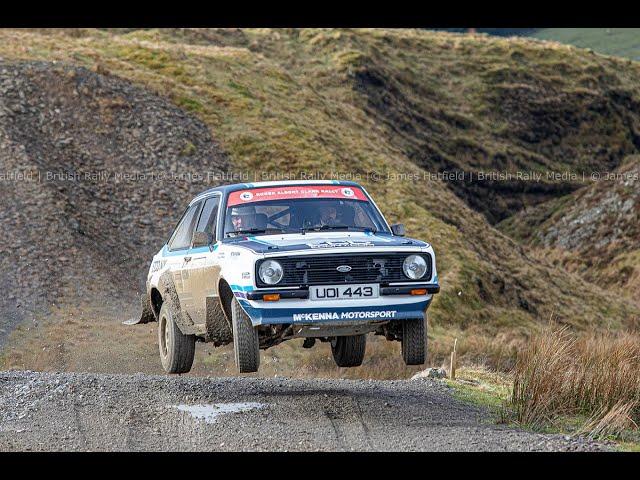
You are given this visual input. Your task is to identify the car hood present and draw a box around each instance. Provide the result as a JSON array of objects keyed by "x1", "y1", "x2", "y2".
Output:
[{"x1": 222, "y1": 231, "x2": 429, "y2": 254}]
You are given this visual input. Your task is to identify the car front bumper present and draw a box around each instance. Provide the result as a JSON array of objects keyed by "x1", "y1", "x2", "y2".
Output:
[{"x1": 235, "y1": 287, "x2": 437, "y2": 327}]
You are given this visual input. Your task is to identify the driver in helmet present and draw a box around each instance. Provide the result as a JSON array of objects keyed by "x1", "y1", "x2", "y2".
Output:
[
  {"x1": 318, "y1": 203, "x2": 339, "y2": 227},
  {"x1": 230, "y1": 205, "x2": 256, "y2": 232}
]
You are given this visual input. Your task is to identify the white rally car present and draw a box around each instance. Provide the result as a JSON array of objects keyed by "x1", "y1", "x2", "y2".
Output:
[{"x1": 132, "y1": 180, "x2": 439, "y2": 373}]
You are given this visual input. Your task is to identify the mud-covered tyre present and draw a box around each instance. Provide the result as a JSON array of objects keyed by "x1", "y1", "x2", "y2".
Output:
[
  {"x1": 331, "y1": 334, "x2": 366, "y2": 367},
  {"x1": 231, "y1": 297, "x2": 260, "y2": 373},
  {"x1": 401, "y1": 317, "x2": 427, "y2": 365},
  {"x1": 158, "y1": 302, "x2": 196, "y2": 374}
]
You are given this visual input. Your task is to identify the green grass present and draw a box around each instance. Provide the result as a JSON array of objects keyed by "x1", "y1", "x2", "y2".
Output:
[
  {"x1": 445, "y1": 367, "x2": 511, "y2": 413},
  {"x1": 532, "y1": 28, "x2": 640, "y2": 61},
  {"x1": 176, "y1": 96, "x2": 204, "y2": 113},
  {"x1": 617, "y1": 439, "x2": 640, "y2": 452}
]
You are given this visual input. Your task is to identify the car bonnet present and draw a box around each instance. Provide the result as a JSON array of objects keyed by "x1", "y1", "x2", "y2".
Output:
[{"x1": 221, "y1": 231, "x2": 429, "y2": 254}]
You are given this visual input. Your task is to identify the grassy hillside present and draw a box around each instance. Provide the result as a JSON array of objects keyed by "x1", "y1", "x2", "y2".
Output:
[
  {"x1": 1, "y1": 28, "x2": 639, "y2": 377},
  {"x1": 221, "y1": 28, "x2": 640, "y2": 224},
  {"x1": 532, "y1": 29, "x2": 640, "y2": 62},
  {"x1": 499, "y1": 155, "x2": 640, "y2": 299}
]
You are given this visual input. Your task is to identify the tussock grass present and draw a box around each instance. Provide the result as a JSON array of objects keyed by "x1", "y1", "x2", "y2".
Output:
[
  {"x1": 577, "y1": 400, "x2": 638, "y2": 440},
  {"x1": 509, "y1": 326, "x2": 640, "y2": 439}
]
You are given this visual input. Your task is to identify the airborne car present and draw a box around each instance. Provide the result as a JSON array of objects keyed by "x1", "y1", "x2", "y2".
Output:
[{"x1": 133, "y1": 181, "x2": 439, "y2": 373}]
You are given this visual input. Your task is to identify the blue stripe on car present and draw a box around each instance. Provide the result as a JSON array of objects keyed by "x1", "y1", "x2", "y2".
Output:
[
  {"x1": 247, "y1": 236, "x2": 275, "y2": 247},
  {"x1": 160, "y1": 245, "x2": 213, "y2": 257}
]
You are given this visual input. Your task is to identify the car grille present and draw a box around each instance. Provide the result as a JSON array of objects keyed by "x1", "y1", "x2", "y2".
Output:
[{"x1": 256, "y1": 253, "x2": 432, "y2": 287}]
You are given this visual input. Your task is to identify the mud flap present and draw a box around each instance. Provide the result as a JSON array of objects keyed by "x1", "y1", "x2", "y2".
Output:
[
  {"x1": 123, "y1": 293, "x2": 156, "y2": 325},
  {"x1": 205, "y1": 295, "x2": 233, "y2": 346}
]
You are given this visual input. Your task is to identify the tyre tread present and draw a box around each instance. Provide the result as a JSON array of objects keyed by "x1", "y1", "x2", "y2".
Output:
[
  {"x1": 231, "y1": 298, "x2": 260, "y2": 373},
  {"x1": 402, "y1": 317, "x2": 426, "y2": 365},
  {"x1": 159, "y1": 302, "x2": 196, "y2": 374},
  {"x1": 331, "y1": 334, "x2": 366, "y2": 367}
]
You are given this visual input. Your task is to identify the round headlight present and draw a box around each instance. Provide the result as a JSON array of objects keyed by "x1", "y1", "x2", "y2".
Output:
[
  {"x1": 403, "y1": 255, "x2": 427, "y2": 280},
  {"x1": 259, "y1": 260, "x2": 283, "y2": 285}
]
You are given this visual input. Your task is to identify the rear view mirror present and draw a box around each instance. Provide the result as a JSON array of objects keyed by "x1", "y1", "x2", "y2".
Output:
[
  {"x1": 191, "y1": 230, "x2": 213, "y2": 248},
  {"x1": 391, "y1": 223, "x2": 405, "y2": 236}
]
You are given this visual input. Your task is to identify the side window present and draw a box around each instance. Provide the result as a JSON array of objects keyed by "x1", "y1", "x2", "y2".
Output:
[
  {"x1": 195, "y1": 196, "x2": 220, "y2": 241},
  {"x1": 168, "y1": 202, "x2": 201, "y2": 251}
]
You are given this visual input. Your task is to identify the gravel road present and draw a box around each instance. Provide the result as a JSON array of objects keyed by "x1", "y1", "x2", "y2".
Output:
[{"x1": 0, "y1": 370, "x2": 606, "y2": 452}]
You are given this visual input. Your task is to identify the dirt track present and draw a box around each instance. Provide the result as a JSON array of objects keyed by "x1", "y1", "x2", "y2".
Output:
[{"x1": 0, "y1": 370, "x2": 607, "y2": 452}]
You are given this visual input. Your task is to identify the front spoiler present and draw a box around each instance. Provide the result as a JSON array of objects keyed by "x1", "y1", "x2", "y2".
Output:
[{"x1": 237, "y1": 296, "x2": 432, "y2": 327}]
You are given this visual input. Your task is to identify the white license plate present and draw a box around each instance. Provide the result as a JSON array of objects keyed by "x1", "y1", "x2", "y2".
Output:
[{"x1": 309, "y1": 284, "x2": 379, "y2": 301}]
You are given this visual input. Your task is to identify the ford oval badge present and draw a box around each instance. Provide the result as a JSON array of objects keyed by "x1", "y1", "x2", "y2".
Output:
[{"x1": 337, "y1": 265, "x2": 352, "y2": 273}]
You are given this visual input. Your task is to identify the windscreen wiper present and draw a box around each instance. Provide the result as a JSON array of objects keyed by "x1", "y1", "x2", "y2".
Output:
[
  {"x1": 228, "y1": 227, "x2": 284, "y2": 237},
  {"x1": 347, "y1": 226, "x2": 378, "y2": 234},
  {"x1": 303, "y1": 225, "x2": 378, "y2": 233},
  {"x1": 311, "y1": 224, "x2": 351, "y2": 231}
]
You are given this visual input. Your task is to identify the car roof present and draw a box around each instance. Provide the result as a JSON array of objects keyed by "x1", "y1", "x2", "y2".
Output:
[{"x1": 188, "y1": 179, "x2": 365, "y2": 206}]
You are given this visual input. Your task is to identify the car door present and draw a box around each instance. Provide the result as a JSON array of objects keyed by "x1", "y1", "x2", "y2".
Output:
[
  {"x1": 181, "y1": 194, "x2": 222, "y2": 325},
  {"x1": 166, "y1": 201, "x2": 203, "y2": 307}
]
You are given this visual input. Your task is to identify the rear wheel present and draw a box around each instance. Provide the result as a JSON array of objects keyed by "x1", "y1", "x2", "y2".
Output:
[
  {"x1": 231, "y1": 297, "x2": 260, "y2": 373},
  {"x1": 331, "y1": 334, "x2": 366, "y2": 367},
  {"x1": 401, "y1": 317, "x2": 427, "y2": 365},
  {"x1": 158, "y1": 302, "x2": 196, "y2": 374}
]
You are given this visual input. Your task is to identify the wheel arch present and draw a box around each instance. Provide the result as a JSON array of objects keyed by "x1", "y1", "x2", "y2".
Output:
[
  {"x1": 156, "y1": 271, "x2": 199, "y2": 335},
  {"x1": 150, "y1": 287, "x2": 163, "y2": 318},
  {"x1": 217, "y1": 277, "x2": 234, "y2": 324}
]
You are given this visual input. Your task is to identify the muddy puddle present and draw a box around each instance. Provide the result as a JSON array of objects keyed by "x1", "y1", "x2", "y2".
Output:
[{"x1": 173, "y1": 402, "x2": 266, "y2": 423}]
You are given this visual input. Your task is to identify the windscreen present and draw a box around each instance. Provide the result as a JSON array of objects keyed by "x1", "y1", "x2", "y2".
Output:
[{"x1": 224, "y1": 185, "x2": 389, "y2": 237}]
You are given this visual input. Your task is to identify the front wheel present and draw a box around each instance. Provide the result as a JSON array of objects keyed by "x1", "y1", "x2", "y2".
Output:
[
  {"x1": 158, "y1": 302, "x2": 196, "y2": 374},
  {"x1": 401, "y1": 317, "x2": 427, "y2": 365},
  {"x1": 331, "y1": 334, "x2": 366, "y2": 367},
  {"x1": 231, "y1": 297, "x2": 260, "y2": 373}
]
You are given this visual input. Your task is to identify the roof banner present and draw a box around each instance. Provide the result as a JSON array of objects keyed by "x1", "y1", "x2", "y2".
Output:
[{"x1": 227, "y1": 185, "x2": 368, "y2": 206}]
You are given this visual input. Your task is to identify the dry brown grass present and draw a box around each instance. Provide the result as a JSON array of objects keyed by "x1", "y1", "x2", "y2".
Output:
[
  {"x1": 510, "y1": 325, "x2": 640, "y2": 439},
  {"x1": 577, "y1": 400, "x2": 638, "y2": 440}
]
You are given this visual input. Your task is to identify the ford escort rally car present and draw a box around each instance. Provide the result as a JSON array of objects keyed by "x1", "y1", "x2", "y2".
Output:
[{"x1": 132, "y1": 180, "x2": 439, "y2": 373}]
